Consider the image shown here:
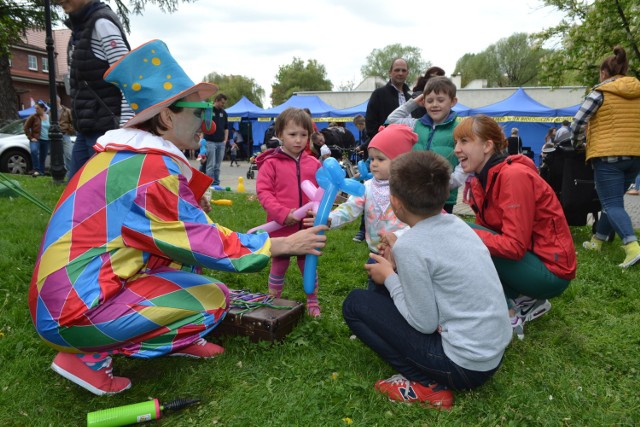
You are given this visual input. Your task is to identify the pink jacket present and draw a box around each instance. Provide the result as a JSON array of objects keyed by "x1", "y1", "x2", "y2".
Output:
[{"x1": 256, "y1": 147, "x2": 321, "y2": 238}]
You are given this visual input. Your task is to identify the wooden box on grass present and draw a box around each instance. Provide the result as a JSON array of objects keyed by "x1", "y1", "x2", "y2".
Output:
[{"x1": 212, "y1": 298, "x2": 304, "y2": 342}]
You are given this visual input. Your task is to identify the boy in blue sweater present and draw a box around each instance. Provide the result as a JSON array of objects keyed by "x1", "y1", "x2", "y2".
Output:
[{"x1": 342, "y1": 151, "x2": 511, "y2": 410}]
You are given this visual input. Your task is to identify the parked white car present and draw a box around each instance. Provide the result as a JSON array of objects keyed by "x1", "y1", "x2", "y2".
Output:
[
  {"x1": 0, "y1": 119, "x2": 31, "y2": 174},
  {"x1": 0, "y1": 119, "x2": 74, "y2": 174}
]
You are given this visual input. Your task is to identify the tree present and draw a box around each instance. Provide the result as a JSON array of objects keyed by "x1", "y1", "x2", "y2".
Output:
[
  {"x1": 360, "y1": 44, "x2": 428, "y2": 88},
  {"x1": 203, "y1": 72, "x2": 265, "y2": 108},
  {"x1": 270, "y1": 58, "x2": 332, "y2": 106},
  {"x1": 0, "y1": 0, "x2": 47, "y2": 122},
  {"x1": 0, "y1": 0, "x2": 193, "y2": 122},
  {"x1": 534, "y1": 0, "x2": 640, "y2": 87},
  {"x1": 453, "y1": 33, "x2": 544, "y2": 88},
  {"x1": 453, "y1": 52, "x2": 498, "y2": 88}
]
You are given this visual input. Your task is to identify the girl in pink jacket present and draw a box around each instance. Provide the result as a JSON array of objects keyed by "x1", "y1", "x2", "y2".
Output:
[{"x1": 256, "y1": 108, "x2": 322, "y2": 316}]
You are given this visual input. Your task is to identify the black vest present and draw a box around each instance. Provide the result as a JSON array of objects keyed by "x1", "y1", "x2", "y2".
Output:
[{"x1": 68, "y1": 1, "x2": 130, "y2": 133}]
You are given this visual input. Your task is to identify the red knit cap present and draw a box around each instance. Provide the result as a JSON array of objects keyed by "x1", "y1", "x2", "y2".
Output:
[{"x1": 368, "y1": 124, "x2": 418, "y2": 160}]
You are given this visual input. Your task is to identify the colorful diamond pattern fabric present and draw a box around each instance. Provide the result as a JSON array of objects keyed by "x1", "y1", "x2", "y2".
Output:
[{"x1": 29, "y1": 132, "x2": 271, "y2": 358}]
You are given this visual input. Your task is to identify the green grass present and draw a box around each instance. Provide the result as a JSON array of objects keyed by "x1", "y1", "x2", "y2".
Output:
[{"x1": 0, "y1": 176, "x2": 639, "y2": 426}]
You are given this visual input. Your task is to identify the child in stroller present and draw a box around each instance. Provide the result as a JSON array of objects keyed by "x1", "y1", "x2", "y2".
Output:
[{"x1": 247, "y1": 142, "x2": 272, "y2": 179}]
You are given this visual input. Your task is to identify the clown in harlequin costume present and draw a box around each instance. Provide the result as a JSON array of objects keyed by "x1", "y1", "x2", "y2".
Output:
[{"x1": 28, "y1": 40, "x2": 328, "y2": 396}]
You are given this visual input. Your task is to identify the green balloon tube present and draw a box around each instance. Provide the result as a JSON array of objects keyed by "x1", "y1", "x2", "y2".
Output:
[{"x1": 87, "y1": 399, "x2": 160, "y2": 427}]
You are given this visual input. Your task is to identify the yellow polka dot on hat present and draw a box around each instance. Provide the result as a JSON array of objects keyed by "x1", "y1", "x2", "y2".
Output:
[{"x1": 103, "y1": 39, "x2": 218, "y2": 128}]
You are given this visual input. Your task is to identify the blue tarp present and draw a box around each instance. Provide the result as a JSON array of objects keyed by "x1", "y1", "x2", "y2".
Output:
[
  {"x1": 556, "y1": 104, "x2": 580, "y2": 117},
  {"x1": 253, "y1": 95, "x2": 334, "y2": 118},
  {"x1": 226, "y1": 96, "x2": 263, "y2": 118},
  {"x1": 330, "y1": 100, "x2": 368, "y2": 118},
  {"x1": 452, "y1": 102, "x2": 471, "y2": 117},
  {"x1": 469, "y1": 88, "x2": 556, "y2": 117},
  {"x1": 18, "y1": 106, "x2": 35, "y2": 118},
  {"x1": 469, "y1": 88, "x2": 561, "y2": 164}
]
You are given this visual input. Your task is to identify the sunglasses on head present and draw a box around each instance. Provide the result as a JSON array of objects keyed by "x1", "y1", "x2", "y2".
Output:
[{"x1": 174, "y1": 101, "x2": 214, "y2": 131}]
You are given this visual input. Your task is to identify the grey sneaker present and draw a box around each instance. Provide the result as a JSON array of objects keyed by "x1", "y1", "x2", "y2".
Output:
[{"x1": 517, "y1": 299, "x2": 551, "y2": 323}]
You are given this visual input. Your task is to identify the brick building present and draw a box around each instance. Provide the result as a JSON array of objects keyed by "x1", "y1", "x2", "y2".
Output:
[{"x1": 9, "y1": 28, "x2": 71, "y2": 110}]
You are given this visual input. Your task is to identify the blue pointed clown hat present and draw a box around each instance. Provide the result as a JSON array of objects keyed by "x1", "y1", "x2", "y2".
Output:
[{"x1": 104, "y1": 39, "x2": 218, "y2": 128}]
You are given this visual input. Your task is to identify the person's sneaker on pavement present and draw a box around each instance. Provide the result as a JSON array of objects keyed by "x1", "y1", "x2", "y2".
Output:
[
  {"x1": 51, "y1": 352, "x2": 131, "y2": 396},
  {"x1": 169, "y1": 338, "x2": 224, "y2": 358},
  {"x1": 374, "y1": 374, "x2": 454, "y2": 409},
  {"x1": 352, "y1": 230, "x2": 365, "y2": 242},
  {"x1": 517, "y1": 299, "x2": 551, "y2": 323}
]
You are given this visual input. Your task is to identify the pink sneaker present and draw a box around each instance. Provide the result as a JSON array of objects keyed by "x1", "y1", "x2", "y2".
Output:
[
  {"x1": 306, "y1": 302, "x2": 321, "y2": 318},
  {"x1": 51, "y1": 352, "x2": 131, "y2": 396},
  {"x1": 170, "y1": 338, "x2": 224, "y2": 359}
]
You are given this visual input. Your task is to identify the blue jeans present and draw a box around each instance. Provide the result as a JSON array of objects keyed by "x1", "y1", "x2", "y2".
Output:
[
  {"x1": 205, "y1": 141, "x2": 226, "y2": 185},
  {"x1": 30, "y1": 139, "x2": 49, "y2": 174},
  {"x1": 342, "y1": 289, "x2": 501, "y2": 390},
  {"x1": 62, "y1": 134, "x2": 72, "y2": 180},
  {"x1": 592, "y1": 157, "x2": 640, "y2": 244},
  {"x1": 70, "y1": 131, "x2": 102, "y2": 178}
]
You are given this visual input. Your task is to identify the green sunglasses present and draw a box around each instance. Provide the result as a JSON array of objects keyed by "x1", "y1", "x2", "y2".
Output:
[{"x1": 174, "y1": 101, "x2": 214, "y2": 131}]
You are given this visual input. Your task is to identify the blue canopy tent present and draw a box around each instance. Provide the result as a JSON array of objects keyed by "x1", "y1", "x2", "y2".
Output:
[
  {"x1": 330, "y1": 100, "x2": 368, "y2": 119},
  {"x1": 252, "y1": 95, "x2": 336, "y2": 147},
  {"x1": 469, "y1": 88, "x2": 560, "y2": 164},
  {"x1": 225, "y1": 96, "x2": 263, "y2": 118},
  {"x1": 452, "y1": 102, "x2": 471, "y2": 117},
  {"x1": 225, "y1": 96, "x2": 265, "y2": 157},
  {"x1": 556, "y1": 104, "x2": 580, "y2": 118}
]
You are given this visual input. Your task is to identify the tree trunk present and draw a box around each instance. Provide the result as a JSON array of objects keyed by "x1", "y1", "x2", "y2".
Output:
[{"x1": 0, "y1": 55, "x2": 20, "y2": 123}]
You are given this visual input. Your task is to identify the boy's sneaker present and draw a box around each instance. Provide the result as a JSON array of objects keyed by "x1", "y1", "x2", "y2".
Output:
[
  {"x1": 582, "y1": 236, "x2": 604, "y2": 252},
  {"x1": 352, "y1": 230, "x2": 365, "y2": 242},
  {"x1": 51, "y1": 352, "x2": 131, "y2": 396},
  {"x1": 169, "y1": 338, "x2": 224, "y2": 359},
  {"x1": 374, "y1": 374, "x2": 454, "y2": 409},
  {"x1": 511, "y1": 316, "x2": 525, "y2": 340},
  {"x1": 517, "y1": 299, "x2": 551, "y2": 322}
]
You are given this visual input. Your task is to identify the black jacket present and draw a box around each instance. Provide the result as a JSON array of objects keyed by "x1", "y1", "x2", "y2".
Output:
[
  {"x1": 365, "y1": 80, "x2": 411, "y2": 139},
  {"x1": 67, "y1": 0, "x2": 129, "y2": 133}
]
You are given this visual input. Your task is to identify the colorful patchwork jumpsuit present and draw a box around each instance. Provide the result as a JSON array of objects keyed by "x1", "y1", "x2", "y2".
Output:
[{"x1": 29, "y1": 128, "x2": 271, "y2": 359}]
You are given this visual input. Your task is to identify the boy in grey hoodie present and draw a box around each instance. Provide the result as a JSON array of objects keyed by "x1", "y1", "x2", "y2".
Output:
[{"x1": 343, "y1": 151, "x2": 511, "y2": 410}]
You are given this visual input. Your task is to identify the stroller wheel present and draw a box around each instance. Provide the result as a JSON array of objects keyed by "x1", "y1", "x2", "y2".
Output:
[{"x1": 247, "y1": 170, "x2": 254, "y2": 180}]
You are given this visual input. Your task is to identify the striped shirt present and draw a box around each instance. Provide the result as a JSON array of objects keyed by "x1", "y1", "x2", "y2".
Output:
[{"x1": 93, "y1": 19, "x2": 134, "y2": 124}]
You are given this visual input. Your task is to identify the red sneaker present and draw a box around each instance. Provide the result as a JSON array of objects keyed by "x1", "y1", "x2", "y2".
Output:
[
  {"x1": 51, "y1": 352, "x2": 131, "y2": 396},
  {"x1": 375, "y1": 374, "x2": 454, "y2": 409},
  {"x1": 170, "y1": 338, "x2": 224, "y2": 359}
]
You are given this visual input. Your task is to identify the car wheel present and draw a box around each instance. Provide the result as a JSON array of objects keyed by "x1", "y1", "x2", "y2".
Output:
[{"x1": 0, "y1": 149, "x2": 31, "y2": 174}]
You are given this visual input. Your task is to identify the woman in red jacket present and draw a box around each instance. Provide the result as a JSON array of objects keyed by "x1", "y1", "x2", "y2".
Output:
[{"x1": 454, "y1": 115, "x2": 576, "y2": 340}]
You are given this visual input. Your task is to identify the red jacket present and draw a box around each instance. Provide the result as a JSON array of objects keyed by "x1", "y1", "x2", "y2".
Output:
[
  {"x1": 469, "y1": 155, "x2": 576, "y2": 280},
  {"x1": 256, "y1": 147, "x2": 321, "y2": 238}
]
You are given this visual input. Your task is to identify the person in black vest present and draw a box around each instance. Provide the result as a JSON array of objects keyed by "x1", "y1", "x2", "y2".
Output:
[{"x1": 62, "y1": 0, "x2": 132, "y2": 178}]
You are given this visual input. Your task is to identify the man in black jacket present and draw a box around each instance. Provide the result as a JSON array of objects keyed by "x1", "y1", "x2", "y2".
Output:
[
  {"x1": 354, "y1": 59, "x2": 411, "y2": 242},
  {"x1": 365, "y1": 58, "x2": 411, "y2": 141}
]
